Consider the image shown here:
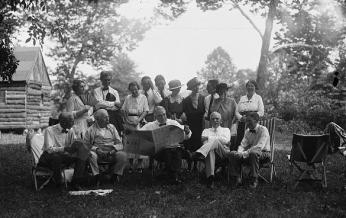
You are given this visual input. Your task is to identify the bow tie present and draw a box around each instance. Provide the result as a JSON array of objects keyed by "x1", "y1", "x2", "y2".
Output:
[
  {"x1": 249, "y1": 129, "x2": 256, "y2": 134},
  {"x1": 61, "y1": 129, "x2": 69, "y2": 133},
  {"x1": 102, "y1": 87, "x2": 109, "y2": 91},
  {"x1": 159, "y1": 123, "x2": 166, "y2": 127}
]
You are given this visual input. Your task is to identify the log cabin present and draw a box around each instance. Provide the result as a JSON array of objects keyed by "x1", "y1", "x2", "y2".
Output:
[{"x1": 0, "y1": 47, "x2": 52, "y2": 132}]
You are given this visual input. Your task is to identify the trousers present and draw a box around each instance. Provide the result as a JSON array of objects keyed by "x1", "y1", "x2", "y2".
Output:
[
  {"x1": 89, "y1": 151, "x2": 128, "y2": 176},
  {"x1": 196, "y1": 138, "x2": 230, "y2": 177},
  {"x1": 229, "y1": 149, "x2": 270, "y2": 178}
]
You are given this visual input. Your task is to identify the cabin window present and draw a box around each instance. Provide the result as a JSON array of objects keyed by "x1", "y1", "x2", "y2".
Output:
[{"x1": 0, "y1": 90, "x2": 5, "y2": 104}]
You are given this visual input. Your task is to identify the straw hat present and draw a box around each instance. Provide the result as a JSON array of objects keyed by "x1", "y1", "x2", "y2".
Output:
[{"x1": 168, "y1": 80, "x2": 182, "y2": 91}]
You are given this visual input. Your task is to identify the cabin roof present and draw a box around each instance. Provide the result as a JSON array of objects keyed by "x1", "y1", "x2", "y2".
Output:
[{"x1": 1, "y1": 47, "x2": 52, "y2": 86}]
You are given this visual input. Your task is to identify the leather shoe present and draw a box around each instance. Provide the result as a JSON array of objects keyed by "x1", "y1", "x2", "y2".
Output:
[
  {"x1": 250, "y1": 178, "x2": 258, "y2": 189},
  {"x1": 191, "y1": 152, "x2": 205, "y2": 161}
]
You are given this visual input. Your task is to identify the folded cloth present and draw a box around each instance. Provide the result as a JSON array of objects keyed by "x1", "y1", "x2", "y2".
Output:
[{"x1": 324, "y1": 122, "x2": 346, "y2": 154}]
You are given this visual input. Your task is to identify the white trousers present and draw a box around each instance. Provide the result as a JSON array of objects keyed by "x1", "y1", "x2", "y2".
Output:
[{"x1": 196, "y1": 139, "x2": 230, "y2": 177}]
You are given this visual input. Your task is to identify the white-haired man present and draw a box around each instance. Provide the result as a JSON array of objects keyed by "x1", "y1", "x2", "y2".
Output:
[
  {"x1": 192, "y1": 111, "x2": 231, "y2": 188},
  {"x1": 84, "y1": 109, "x2": 127, "y2": 186},
  {"x1": 141, "y1": 106, "x2": 191, "y2": 184}
]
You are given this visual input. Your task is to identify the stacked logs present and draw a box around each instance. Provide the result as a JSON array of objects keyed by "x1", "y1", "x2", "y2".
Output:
[
  {"x1": 26, "y1": 83, "x2": 51, "y2": 129},
  {"x1": 0, "y1": 82, "x2": 51, "y2": 130},
  {"x1": 0, "y1": 85, "x2": 27, "y2": 129}
]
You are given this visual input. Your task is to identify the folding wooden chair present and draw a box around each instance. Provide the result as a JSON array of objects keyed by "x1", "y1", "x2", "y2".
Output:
[
  {"x1": 27, "y1": 133, "x2": 70, "y2": 191},
  {"x1": 258, "y1": 118, "x2": 277, "y2": 183},
  {"x1": 288, "y1": 134, "x2": 329, "y2": 189}
]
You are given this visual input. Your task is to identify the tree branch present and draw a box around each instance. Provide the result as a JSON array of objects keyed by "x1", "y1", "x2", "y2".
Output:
[{"x1": 230, "y1": 1, "x2": 263, "y2": 40}]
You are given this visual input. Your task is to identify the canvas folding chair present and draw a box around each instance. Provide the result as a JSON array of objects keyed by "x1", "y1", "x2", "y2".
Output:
[
  {"x1": 258, "y1": 118, "x2": 277, "y2": 183},
  {"x1": 288, "y1": 134, "x2": 329, "y2": 189},
  {"x1": 27, "y1": 133, "x2": 69, "y2": 191}
]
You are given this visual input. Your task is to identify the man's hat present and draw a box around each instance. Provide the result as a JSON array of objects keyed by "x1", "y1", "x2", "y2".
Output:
[
  {"x1": 168, "y1": 80, "x2": 182, "y2": 91},
  {"x1": 187, "y1": 77, "x2": 201, "y2": 90},
  {"x1": 207, "y1": 79, "x2": 219, "y2": 87}
]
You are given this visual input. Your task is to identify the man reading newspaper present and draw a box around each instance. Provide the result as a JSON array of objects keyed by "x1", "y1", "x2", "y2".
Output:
[{"x1": 141, "y1": 106, "x2": 191, "y2": 184}]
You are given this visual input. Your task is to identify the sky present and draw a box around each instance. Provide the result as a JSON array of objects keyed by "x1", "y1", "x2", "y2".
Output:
[
  {"x1": 119, "y1": 0, "x2": 265, "y2": 84},
  {"x1": 14, "y1": 0, "x2": 267, "y2": 85}
]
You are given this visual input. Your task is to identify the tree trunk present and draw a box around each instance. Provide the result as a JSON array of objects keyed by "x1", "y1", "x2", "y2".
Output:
[{"x1": 256, "y1": 0, "x2": 277, "y2": 93}]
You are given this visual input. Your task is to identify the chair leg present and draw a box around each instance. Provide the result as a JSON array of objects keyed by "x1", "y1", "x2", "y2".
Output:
[
  {"x1": 33, "y1": 172, "x2": 38, "y2": 191},
  {"x1": 270, "y1": 164, "x2": 274, "y2": 183},
  {"x1": 322, "y1": 162, "x2": 327, "y2": 188},
  {"x1": 39, "y1": 175, "x2": 53, "y2": 191},
  {"x1": 62, "y1": 170, "x2": 67, "y2": 189},
  {"x1": 293, "y1": 170, "x2": 308, "y2": 190},
  {"x1": 258, "y1": 174, "x2": 269, "y2": 183}
]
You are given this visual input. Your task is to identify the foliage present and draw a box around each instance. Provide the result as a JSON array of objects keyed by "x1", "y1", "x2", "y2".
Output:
[{"x1": 197, "y1": 46, "x2": 237, "y2": 85}]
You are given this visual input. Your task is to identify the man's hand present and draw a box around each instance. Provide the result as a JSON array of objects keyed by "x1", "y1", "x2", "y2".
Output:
[
  {"x1": 109, "y1": 149, "x2": 117, "y2": 155},
  {"x1": 96, "y1": 148, "x2": 108, "y2": 158},
  {"x1": 201, "y1": 136, "x2": 208, "y2": 143},
  {"x1": 184, "y1": 125, "x2": 190, "y2": 135}
]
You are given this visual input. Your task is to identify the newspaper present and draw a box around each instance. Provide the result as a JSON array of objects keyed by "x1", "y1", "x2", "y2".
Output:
[{"x1": 124, "y1": 125, "x2": 185, "y2": 156}]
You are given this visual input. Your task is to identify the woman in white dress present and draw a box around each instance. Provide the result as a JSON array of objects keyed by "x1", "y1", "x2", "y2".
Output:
[{"x1": 122, "y1": 81, "x2": 149, "y2": 173}]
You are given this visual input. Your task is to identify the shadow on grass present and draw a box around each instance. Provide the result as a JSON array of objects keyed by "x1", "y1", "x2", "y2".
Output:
[{"x1": 1, "y1": 135, "x2": 346, "y2": 217}]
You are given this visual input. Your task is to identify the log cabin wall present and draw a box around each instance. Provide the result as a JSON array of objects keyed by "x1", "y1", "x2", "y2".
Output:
[
  {"x1": 0, "y1": 81, "x2": 51, "y2": 130},
  {"x1": 0, "y1": 82, "x2": 27, "y2": 129}
]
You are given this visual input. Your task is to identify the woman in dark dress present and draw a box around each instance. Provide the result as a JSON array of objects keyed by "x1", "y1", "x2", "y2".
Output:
[
  {"x1": 160, "y1": 79, "x2": 184, "y2": 124},
  {"x1": 183, "y1": 77, "x2": 205, "y2": 152}
]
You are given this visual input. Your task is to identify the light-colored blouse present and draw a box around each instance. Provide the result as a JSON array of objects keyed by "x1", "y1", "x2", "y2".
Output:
[
  {"x1": 66, "y1": 94, "x2": 92, "y2": 135},
  {"x1": 121, "y1": 94, "x2": 149, "y2": 128},
  {"x1": 237, "y1": 93, "x2": 264, "y2": 117}
]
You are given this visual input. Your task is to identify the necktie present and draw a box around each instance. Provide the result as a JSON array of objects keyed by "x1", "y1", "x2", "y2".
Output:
[
  {"x1": 102, "y1": 87, "x2": 109, "y2": 91},
  {"x1": 159, "y1": 123, "x2": 166, "y2": 127},
  {"x1": 160, "y1": 90, "x2": 164, "y2": 99},
  {"x1": 61, "y1": 129, "x2": 69, "y2": 133},
  {"x1": 144, "y1": 91, "x2": 148, "y2": 98},
  {"x1": 249, "y1": 129, "x2": 256, "y2": 134},
  {"x1": 207, "y1": 94, "x2": 214, "y2": 119}
]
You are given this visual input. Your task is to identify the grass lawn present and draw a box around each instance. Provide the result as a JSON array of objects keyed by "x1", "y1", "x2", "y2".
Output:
[{"x1": 1, "y1": 131, "x2": 346, "y2": 217}]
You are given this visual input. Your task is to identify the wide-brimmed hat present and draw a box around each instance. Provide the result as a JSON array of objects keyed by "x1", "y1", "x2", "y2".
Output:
[
  {"x1": 168, "y1": 79, "x2": 182, "y2": 91},
  {"x1": 216, "y1": 83, "x2": 231, "y2": 93},
  {"x1": 187, "y1": 77, "x2": 201, "y2": 90}
]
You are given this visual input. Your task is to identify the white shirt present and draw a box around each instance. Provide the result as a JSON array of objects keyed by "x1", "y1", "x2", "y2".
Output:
[
  {"x1": 141, "y1": 119, "x2": 192, "y2": 140},
  {"x1": 94, "y1": 86, "x2": 120, "y2": 111},
  {"x1": 141, "y1": 88, "x2": 162, "y2": 114},
  {"x1": 237, "y1": 93, "x2": 264, "y2": 117},
  {"x1": 238, "y1": 124, "x2": 270, "y2": 152},
  {"x1": 201, "y1": 126, "x2": 231, "y2": 145},
  {"x1": 43, "y1": 124, "x2": 81, "y2": 153}
]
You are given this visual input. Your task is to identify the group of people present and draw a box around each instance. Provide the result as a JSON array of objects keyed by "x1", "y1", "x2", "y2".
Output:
[{"x1": 40, "y1": 71, "x2": 269, "y2": 190}]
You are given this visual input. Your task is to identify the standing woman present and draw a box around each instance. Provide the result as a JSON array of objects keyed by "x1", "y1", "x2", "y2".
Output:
[
  {"x1": 66, "y1": 79, "x2": 92, "y2": 137},
  {"x1": 183, "y1": 77, "x2": 205, "y2": 154},
  {"x1": 122, "y1": 81, "x2": 149, "y2": 172},
  {"x1": 235, "y1": 80, "x2": 264, "y2": 148},
  {"x1": 160, "y1": 79, "x2": 184, "y2": 124},
  {"x1": 210, "y1": 83, "x2": 238, "y2": 135}
]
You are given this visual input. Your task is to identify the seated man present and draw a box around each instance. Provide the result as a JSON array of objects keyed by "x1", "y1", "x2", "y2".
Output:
[
  {"x1": 192, "y1": 112, "x2": 231, "y2": 189},
  {"x1": 38, "y1": 112, "x2": 89, "y2": 190},
  {"x1": 84, "y1": 109, "x2": 127, "y2": 186},
  {"x1": 141, "y1": 106, "x2": 191, "y2": 184},
  {"x1": 229, "y1": 112, "x2": 270, "y2": 189}
]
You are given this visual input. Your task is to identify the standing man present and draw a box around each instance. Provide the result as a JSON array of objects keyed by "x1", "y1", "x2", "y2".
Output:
[
  {"x1": 229, "y1": 112, "x2": 270, "y2": 189},
  {"x1": 192, "y1": 112, "x2": 231, "y2": 189},
  {"x1": 38, "y1": 112, "x2": 90, "y2": 190},
  {"x1": 84, "y1": 109, "x2": 128, "y2": 186},
  {"x1": 141, "y1": 76, "x2": 162, "y2": 123},
  {"x1": 141, "y1": 106, "x2": 191, "y2": 184},
  {"x1": 94, "y1": 71, "x2": 123, "y2": 135},
  {"x1": 154, "y1": 74, "x2": 171, "y2": 100},
  {"x1": 204, "y1": 79, "x2": 219, "y2": 128}
]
